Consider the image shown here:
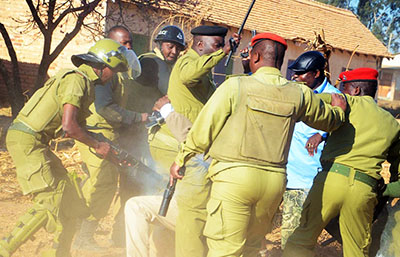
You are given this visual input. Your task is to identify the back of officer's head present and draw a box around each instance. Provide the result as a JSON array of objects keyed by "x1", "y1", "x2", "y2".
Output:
[
  {"x1": 345, "y1": 81, "x2": 377, "y2": 97},
  {"x1": 249, "y1": 33, "x2": 287, "y2": 72}
]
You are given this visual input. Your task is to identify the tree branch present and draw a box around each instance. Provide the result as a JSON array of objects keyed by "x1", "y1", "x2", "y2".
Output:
[
  {"x1": 25, "y1": 0, "x2": 46, "y2": 33},
  {"x1": 48, "y1": 0, "x2": 102, "y2": 64},
  {"x1": 0, "y1": 23, "x2": 22, "y2": 96},
  {"x1": 53, "y1": 4, "x2": 88, "y2": 28},
  {"x1": 47, "y1": 0, "x2": 56, "y2": 30}
]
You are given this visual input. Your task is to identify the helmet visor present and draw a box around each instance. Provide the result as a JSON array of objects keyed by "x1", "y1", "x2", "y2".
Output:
[{"x1": 124, "y1": 49, "x2": 141, "y2": 79}]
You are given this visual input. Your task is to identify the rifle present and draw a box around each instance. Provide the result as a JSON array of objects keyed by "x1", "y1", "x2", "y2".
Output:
[
  {"x1": 89, "y1": 131, "x2": 140, "y2": 168},
  {"x1": 158, "y1": 166, "x2": 186, "y2": 217},
  {"x1": 224, "y1": 0, "x2": 257, "y2": 67}
]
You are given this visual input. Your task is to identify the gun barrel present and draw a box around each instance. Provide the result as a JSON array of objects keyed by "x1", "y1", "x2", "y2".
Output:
[
  {"x1": 158, "y1": 179, "x2": 177, "y2": 216},
  {"x1": 88, "y1": 131, "x2": 140, "y2": 168}
]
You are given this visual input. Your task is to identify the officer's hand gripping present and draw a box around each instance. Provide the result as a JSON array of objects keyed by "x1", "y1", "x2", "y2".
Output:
[
  {"x1": 94, "y1": 141, "x2": 111, "y2": 159},
  {"x1": 159, "y1": 165, "x2": 185, "y2": 216},
  {"x1": 331, "y1": 93, "x2": 347, "y2": 112}
]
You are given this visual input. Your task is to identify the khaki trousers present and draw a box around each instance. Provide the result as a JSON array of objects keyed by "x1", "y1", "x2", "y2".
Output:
[
  {"x1": 149, "y1": 131, "x2": 210, "y2": 257},
  {"x1": 283, "y1": 171, "x2": 378, "y2": 257},
  {"x1": 390, "y1": 207, "x2": 400, "y2": 256},
  {"x1": 205, "y1": 166, "x2": 286, "y2": 257},
  {"x1": 3, "y1": 130, "x2": 88, "y2": 256},
  {"x1": 76, "y1": 128, "x2": 119, "y2": 220},
  {"x1": 124, "y1": 195, "x2": 177, "y2": 257}
]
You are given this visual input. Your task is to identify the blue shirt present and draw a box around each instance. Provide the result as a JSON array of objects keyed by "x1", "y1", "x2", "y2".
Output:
[{"x1": 286, "y1": 78, "x2": 340, "y2": 189}]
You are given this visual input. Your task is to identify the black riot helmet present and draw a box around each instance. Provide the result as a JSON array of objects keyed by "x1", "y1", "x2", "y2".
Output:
[
  {"x1": 154, "y1": 25, "x2": 186, "y2": 49},
  {"x1": 289, "y1": 51, "x2": 326, "y2": 73}
]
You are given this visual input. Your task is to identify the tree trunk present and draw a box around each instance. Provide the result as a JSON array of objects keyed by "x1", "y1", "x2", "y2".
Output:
[
  {"x1": 33, "y1": 59, "x2": 51, "y2": 94},
  {"x1": 0, "y1": 23, "x2": 25, "y2": 118},
  {"x1": 28, "y1": 0, "x2": 103, "y2": 93}
]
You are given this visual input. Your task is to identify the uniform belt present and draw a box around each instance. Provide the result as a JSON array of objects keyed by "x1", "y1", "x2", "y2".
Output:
[
  {"x1": 9, "y1": 122, "x2": 40, "y2": 138},
  {"x1": 321, "y1": 162, "x2": 378, "y2": 188}
]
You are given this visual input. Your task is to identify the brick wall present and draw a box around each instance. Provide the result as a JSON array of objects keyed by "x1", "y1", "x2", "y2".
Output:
[{"x1": 0, "y1": 60, "x2": 39, "y2": 105}]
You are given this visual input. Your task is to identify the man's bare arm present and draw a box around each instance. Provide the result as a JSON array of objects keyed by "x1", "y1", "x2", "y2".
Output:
[{"x1": 62, "y1": 104, "x2": 110, "y2": 158}]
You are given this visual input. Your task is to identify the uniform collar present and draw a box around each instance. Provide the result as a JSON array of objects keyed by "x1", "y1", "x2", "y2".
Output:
[
  {"x1": 254, "y1": 66, "x2": 283, "y2": 76},
  {"x1": 78, "y1": 64, "x2": 101, "y2": 83},
  {"x1": 153, "y1": 47, "x2": 165, "y2": 61},
  {"x1": 187, "y1": 48, "x2": 200, "y2": 58}
]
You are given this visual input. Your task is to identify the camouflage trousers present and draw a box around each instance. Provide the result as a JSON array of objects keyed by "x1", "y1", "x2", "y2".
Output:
[
  {"x1": 281, "y1": 189, "x2": 309, "y2": 249},
  {"x1": 376, "y1": 200, "x2": 400, "y2": 257}
]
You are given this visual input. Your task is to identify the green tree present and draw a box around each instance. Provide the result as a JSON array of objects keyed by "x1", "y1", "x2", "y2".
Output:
[
  {"x1": 317, "y1": 0, "x2": 400, "y2": 53},
  {"x1": 317, "y1": 0, "x2": 352, "y2": 9}
]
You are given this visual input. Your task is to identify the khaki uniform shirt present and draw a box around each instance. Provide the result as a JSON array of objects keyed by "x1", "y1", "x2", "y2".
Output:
[
  {"x1": 165, "y1": 112, "x2": 192, "y2": 143},
  {"x1": 320, "y1": 94, "x2": 400, "y2": 179},
  {"x1": 167, "y1": 48, "x2": 226, "y2": 123},
  {"x1": 175, "y1": 67, "x2": 346, "y2": 177},
  {"x1": 16, "y1": 64, "x2": 99, "y2": 141}
]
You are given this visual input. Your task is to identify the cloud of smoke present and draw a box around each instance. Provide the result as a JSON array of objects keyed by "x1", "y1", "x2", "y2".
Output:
[{"x1": 119, "y1": 122, "x2": 169, "y2": 196}]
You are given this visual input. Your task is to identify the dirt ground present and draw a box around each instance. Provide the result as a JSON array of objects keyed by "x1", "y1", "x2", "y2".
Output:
[{"x1": 0, "y1": 106, "x2": 344, "y2": 257}]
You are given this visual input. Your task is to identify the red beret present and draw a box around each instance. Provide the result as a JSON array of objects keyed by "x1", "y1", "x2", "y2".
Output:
[
  {"x1": 339, "y1": 67, "x2": 378, "y2": 83},
  {"x1": 251, "y1": 32, "x2": 287, "y2": 49}
]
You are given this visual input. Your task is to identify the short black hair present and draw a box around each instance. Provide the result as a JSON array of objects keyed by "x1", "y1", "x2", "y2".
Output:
[
  {"x1": 106, "y1": 25, "x2": 132, "y2": 38},
  {"x1": 252, "y1": 39, "x2": 285, "y2": 69},
  {"x1": 348, "y1": 80, "x2": 377, "y2": 97}
]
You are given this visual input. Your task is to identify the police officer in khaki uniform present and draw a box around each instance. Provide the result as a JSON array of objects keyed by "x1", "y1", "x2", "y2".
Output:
[
  {"x1": 283, "y1": 68, "x2": 400, "y2": 257},
  {"x1": 124, "y1": 97, "x2": 192, "y2": 257},
  {"x1": 0, "y1": 39, "x2": 130, "y2": 257},
  {"x1": 149, "y1": 25, "x2": 239, "y2": 257},
  {"x1": 376, "y1": 144, "x2": 400, "y2": 257},
  {"x1": 73, "y1": 26, "x2": 146, "y2": 250},
  {"x1": 170, "y1": 32, "x2": 347, "y2": 257}
]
